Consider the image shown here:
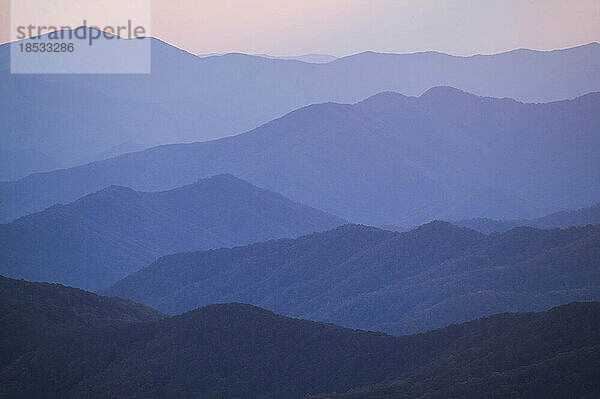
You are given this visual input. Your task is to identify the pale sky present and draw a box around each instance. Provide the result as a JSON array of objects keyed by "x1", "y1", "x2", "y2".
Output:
[{"x1": 1, "y1": 0, "x2": 599, "y2": 56}]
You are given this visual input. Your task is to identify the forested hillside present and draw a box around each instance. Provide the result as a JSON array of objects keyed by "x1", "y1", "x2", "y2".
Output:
[
  {"x1": 2, "y1": 276, "x2": 599, "y2": 399},
  {"x1": 0, "y1": 174, "x2": 343, "y2": 290},
  {"x1": 456, "y1": 202, "x2": 600, "y2": 233},
  {"x1": 104, "y1": 222, "x2": 600, "y2": 334}
]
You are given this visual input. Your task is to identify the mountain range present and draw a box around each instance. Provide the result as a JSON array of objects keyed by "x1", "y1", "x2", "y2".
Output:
[
  {"x1": 0, "y1": 175, "x2": 343, "y2": 290},
  {"x1": 455, "y1": 202, "x2": 600, "y2": 233},
  {"x1": 1, "y1": 34, "x2": 599, "y2": 169},
  {"x1": 2, "y1": 276, "x2": 599, "y2": 398},
  {"x1": 3, "y1": 23, "x2": 599, "y2": 399},
  {"x1": 103, "y1": 221, "x2": 600, "y2": 335},
  {"x1": 2, "y1": 87, "x2": 598, "y2": 225}
]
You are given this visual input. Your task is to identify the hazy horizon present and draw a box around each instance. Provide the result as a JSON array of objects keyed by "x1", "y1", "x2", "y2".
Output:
[{"x1": 1, "y1": 0, "x2": 599, "y2": 57}]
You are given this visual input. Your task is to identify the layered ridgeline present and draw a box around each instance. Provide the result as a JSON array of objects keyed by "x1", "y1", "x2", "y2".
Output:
[
  {"x1": 2, "y1": 276, "x2": 599, "y2": 399},
  {"x1": 2, "y1": 88, "x2": 599, "y2": 225},
  {"x1": 456, "y1": 202, "x2": 600, "y2": 234},
  {"x1": 311, "y1": 304, "x2": 600, "y2": 399},
  {"x1": 0, "y1": 142, "x2": 145, "y2": 182},
  {"x1": 0, "y1": 149, "x2": 60, "y2": 181},
  {"x1": 0, "y1": 174, "x2": 343, "y2": 290},
  {"x1": 104, "y1": 222, "x2": 600, "y2": 335},
  {"x1": 2, "y1": 34, "x2": 599, "y2": 170}
]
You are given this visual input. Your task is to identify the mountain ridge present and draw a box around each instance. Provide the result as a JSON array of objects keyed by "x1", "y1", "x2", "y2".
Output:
[
  {"x1": 0, "y1": 174, "x2": 344, "y2": 290},
  {"x1": 103, "y1": 222, "x2": 600, "y2": 334},
  {"x1": 455, "y1": 202, "x2": 600, "y2": 233},
  {"x1": 2, "y1": 36, "x2": 599, "y2": 172},
  {"x1": 2, "y1": 275, "x2": 600, "y2": 398},
  {"x1": 2, "y1": 87, "x2": 598, "y2": 225}
]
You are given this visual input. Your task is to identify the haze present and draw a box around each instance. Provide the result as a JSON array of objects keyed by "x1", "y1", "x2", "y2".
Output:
[{"x1": 1, "y1": 0, "x2": 599, "y2": 56}]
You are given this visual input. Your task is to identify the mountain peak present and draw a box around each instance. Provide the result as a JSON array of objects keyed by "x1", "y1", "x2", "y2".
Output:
[
  {"x1": 420, "y1": 219, "x2": 457, "y2": 228},
  {"x1": 173, "y1": 174, "x2": 256, "y2": 194},
  {"x1": 412, "y1": 219, "x2": 458, "y2": 232},
  {"x1": 1, "y1": 176, "x2": 344, "y2": 290},
  {"x1": 420, "y1": 86, "x2": 474, "y2": 99},
  {"x1": 359, "y1": 91, "x2": 410, "y2": 106},
  {"x1": 409, "y1": 220, "x2": 485, "y2": 240}
]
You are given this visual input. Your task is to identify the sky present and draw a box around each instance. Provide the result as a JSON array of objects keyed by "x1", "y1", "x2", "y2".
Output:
[{"x1": 1, "y1": 0, "x2": 599, "y2": 57}]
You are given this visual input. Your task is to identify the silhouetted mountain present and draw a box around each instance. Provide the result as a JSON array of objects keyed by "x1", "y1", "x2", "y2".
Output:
[
  {"x1": 2, "y1": 276, "x2": 599, "y2": 398},
  {"x1": 456, "y1": 202, "x2": 600, "y2": 233},
  {"x1": 0, "y1": 275, "x2": 164, "y2": 327},
  {"x1": 0, "y1": 175, "x2": 343, "y2": 290},
  {"x1": 0, "y1": 149, "x2": 61, "y2": 181},
  {"x1": 1, "y1": 35, "x2": 599, "y2": 170},
  {"x1": 2, "y1": 88, "x2": 598, "y2": 225},
  {"x1": 104, "y1": 222, "x2": 600, "y2": 334},
  {"x1": 311, "y1": 302, "x2": 600, "y2": 399}
]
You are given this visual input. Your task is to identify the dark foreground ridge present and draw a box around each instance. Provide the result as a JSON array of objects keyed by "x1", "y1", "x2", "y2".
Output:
[{"x1": 2, "y1": 275, "x2": 599, "y2": 398}]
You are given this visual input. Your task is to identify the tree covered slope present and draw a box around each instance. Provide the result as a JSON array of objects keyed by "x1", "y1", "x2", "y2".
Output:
[
  {"x1": 2, "y1": 276, "x2": 599, "y2": 398},
  {"x1": 456, "y1": 202, "x2": 600, "y2": 233},
  {"x1": 0, "y1": 174, "x2": 343, "y2": 290},
  {"x1": 104, "y1": 222, "x2": 600, "y2": 335}
]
